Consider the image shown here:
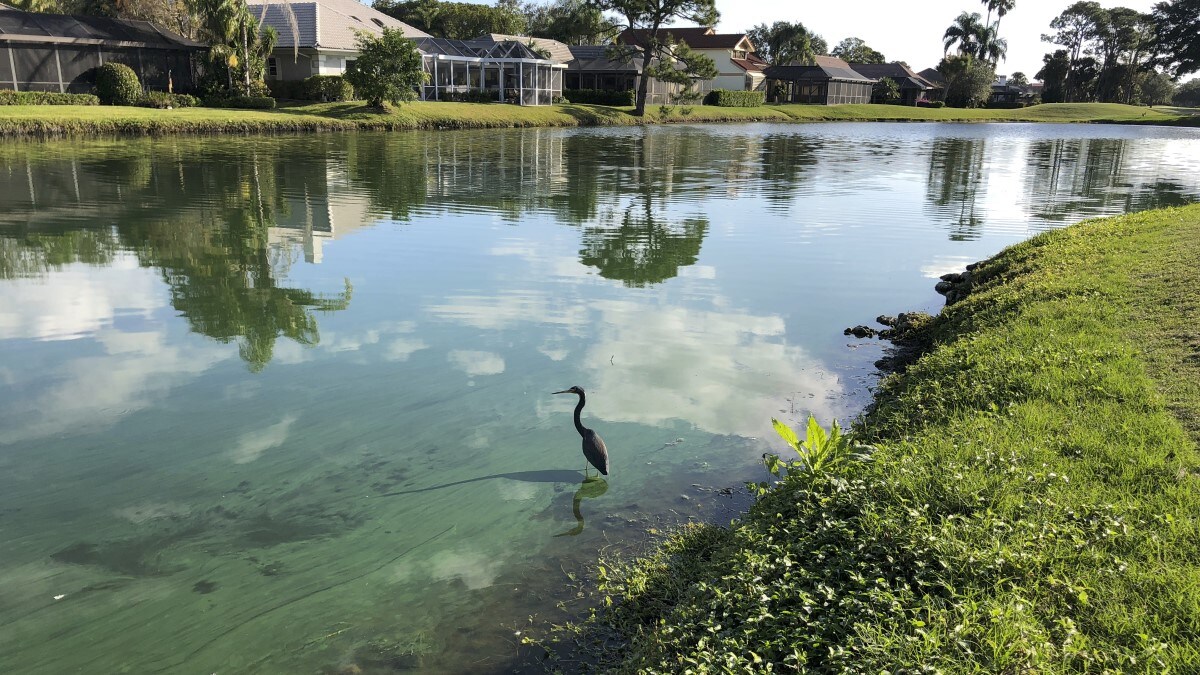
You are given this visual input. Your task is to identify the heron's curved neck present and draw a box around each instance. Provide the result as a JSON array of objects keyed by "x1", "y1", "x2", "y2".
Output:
[{"x1": 573, "y1": 392, "x2": 588, "y2": 436}]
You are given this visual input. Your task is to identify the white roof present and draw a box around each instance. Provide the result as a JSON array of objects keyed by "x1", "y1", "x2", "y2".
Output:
[{"x1": 249, "y1": 0, "x2": 428, "y2": 51}]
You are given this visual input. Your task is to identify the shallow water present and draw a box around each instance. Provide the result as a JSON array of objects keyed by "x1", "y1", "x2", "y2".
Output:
[{"x1": 1, "y1": 122, "x2": 1198, "y2": 673}]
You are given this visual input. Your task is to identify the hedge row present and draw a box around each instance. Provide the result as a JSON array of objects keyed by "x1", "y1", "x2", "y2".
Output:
[
  {"x1": 268, "y1": 75, "x2": 354, "y2": 102},
  {"x1": 0, "y1": 90, "x2": 100, "y2": 106},
  {"x1": 205, "y1": 95, "x2": 276, "y2": 109},
  {"x1": 562, "y1": 89, "x2": 635, "y2": 106},
  {"x1": 704, "y1": 89, "x2": 765, "y2": 107},
  {"x1": 138, "y1": 92, "x2": 200, "y2": 109}
]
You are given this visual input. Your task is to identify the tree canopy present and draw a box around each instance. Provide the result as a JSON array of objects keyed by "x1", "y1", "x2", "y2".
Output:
[
  {"x1": 344, "y1": 28, "x2": 427, "y2": 107},
  {"x1": 523, "y1": 0, "x2": 619, "y2": 44},
  {"x1": 747, "y1": 21, "x2": 825, "y2": 66},
  {"x1": 594, "y1": 0, "x2": 720, "y2": 116},
  {"x1": 830, "y1": 37, "x2": 885, "y2": 64},
  {"x1": 373, "y1": 0, "x2": 526, "y2": 39},
  {"x1": 1152, "y1": 0, "x2": 1200, "y2": 76}
]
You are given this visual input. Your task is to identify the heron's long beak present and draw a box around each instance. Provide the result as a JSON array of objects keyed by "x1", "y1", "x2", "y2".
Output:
[{"x1": 552, "y1": 389, "x2": 572, "y2": 395}]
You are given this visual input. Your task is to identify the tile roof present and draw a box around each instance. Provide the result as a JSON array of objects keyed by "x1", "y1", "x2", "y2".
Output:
[
  {"x1": 0, "y1": 4, "x2": 202, "y2": 48},
  {"x1": 567, "y1": 44, "x2": 646, "y2": 73},
  {"x1": 249, "y1": 0, "x2": 428, "y2": 51},
  {"x1": 731, "y1": 53, "x2": 767, "y2": 73},
  {"x1": 917, "y1": 67, "x2": 945, "y2": 86},
  {"x1": 765, "y1": 55, "x2": 875, "y2": 83},
  {"x1": 849, "y1": 64, "x2": 937, "y2": 90},
  {"x1": 618, "y1": 27, "x2": 750, "y2": 51}
]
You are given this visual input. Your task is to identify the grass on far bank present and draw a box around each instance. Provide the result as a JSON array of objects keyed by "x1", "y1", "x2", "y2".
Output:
[
  {"x1": 0, "y1": 100, "x2": 1193, "y2": 137},
  {"x1": 545, "y1": 204, "x2": 1200, "y2": 672}
]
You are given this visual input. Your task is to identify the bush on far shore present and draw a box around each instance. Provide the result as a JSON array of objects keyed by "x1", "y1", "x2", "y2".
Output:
[
  {"x1": 138, "y1": 92, "x2": 200, "y2": 109},
  {"x1": 204, "y1": 94, "x2": 276, "y2": 109},
  {"x1": 562, "y1": 89, "x2": 636, "y2": 106},
  {"x1": 269, "y1": 75, "x2": 355, "y2": 102},
  {"x1": 0, "y1": 90, "x2": 100, "y2": 105},
  {"x1": 94, "y1": 63, "x2": 142, "y2": 106},
  {"x1": 704, "y1": 89, "x2": 766, "y2": 107}
]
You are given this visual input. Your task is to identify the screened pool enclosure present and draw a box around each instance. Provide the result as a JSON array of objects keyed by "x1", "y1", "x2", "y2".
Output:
[
  {"x1": 414, "y1": 38, "x2": 564, "y2": 106},
  {"x1": 0, "y1": 5, "x2": 202, "y2": 93}
]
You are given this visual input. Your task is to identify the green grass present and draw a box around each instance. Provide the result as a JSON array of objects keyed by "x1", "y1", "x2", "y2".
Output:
[
  {"x1": 0, "y1": 101, "x2": 1189, "y2": 137},
  {"x1": 549, "y1": 204, "x2": 1200, "y2": 672}
]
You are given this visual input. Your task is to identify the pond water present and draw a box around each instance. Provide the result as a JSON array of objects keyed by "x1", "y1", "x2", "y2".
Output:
[{"x1": 1, "y1": 122, "x2": 1199, "y2": 673}]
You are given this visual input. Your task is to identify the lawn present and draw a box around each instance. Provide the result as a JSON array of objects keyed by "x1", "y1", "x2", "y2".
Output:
[
  {"x1": 549, "y1": 204, "x2": 1200, "y2": 672},
  {"x1": 0, "y1": 101, "x2": 1190, "y2": 137}
]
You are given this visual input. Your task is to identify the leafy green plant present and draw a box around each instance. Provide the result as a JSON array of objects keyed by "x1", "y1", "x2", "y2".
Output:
[
  {"x1": 344, "y1": 27, "x2": 426, "y2": 108},
  {"x1": 762, "y1": 415, "x2": 867, "y2": 485},
  {"x1": 94, "y1": 63, "x2": 142, "y2": 106}
]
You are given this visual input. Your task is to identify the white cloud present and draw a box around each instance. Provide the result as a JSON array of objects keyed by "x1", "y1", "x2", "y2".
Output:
[
  {"x1": 447, "y1": 350, "x2": 506, "y2": 376},
  {"x1": 0, "y1": 330, "x2": 230, "y2": 445},
  {"x1": 0, "y1": 257, "x2": 162, "y2": 342},
  {"x1": 229, "y1": 415, "x2": 298, "y2": 464},
  {"x1": 386, "y1": 337, "x2": 429, "y2": 362}
]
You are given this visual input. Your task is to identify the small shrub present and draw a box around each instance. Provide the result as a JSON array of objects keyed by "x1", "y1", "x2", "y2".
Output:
[
  {"x1": 303, "y1": 75, "x2": 354, "y2": 102},
  {"x1": 562, "y1": 89, "x2": 636, "y2": 106},
  {"x1": 0, "y1": 90, "x2": 99, "y2": 105},
  {"x1": 986, "y1": 100, "x2": 1025, "y2": 109},
  {"x1": 205, "y1": 94, "x2": 276, "y2": 109},
  {"x1": 94, "y1": 63, "x2": 142, "y2": 106},
  {"x1": 703, "y1": 89, "x2": 765, "y2": 107},
  {"x1": 138, "y1": 92, "x2": 199, "y2": 109},
  {"x1": 440, "y1": 89, "x2": 498, "y2": 103},
  {"x1": 930, "y1": 100, "x2": 946, "y2": 108}
]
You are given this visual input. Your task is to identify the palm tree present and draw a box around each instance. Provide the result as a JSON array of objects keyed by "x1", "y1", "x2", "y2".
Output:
[
  {"x1": 990, "y1": 0, "x2": 1016, "y2": 35},
  {"x1": 943, "y1": 12, "x2": 986, "y2": 56},
  {"x1": 979, "y1": 24, "x2": 1008, "y2": 64}
]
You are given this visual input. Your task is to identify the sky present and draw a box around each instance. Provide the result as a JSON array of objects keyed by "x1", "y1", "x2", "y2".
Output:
[{"x1": 710, "y1": 0, "x2": 1158, "y2": 78}]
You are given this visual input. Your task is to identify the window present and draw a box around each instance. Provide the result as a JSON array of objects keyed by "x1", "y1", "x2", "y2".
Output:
[
  {"x1": 345, "y1": 60, "x2": 356, "y2": 74},
  {"x1": 268, "y1": 57, "x2": 278, "y2": 79}
]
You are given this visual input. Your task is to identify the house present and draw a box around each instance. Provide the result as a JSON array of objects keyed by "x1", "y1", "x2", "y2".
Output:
[
  {"x1": 618, "y1": 27, "x2": 767, "y2": 92},
  {"x1": 0, "y1": 4, "x2": 203, "y2": 93},
  {"x1": 990, "y1": 74, "x2": 1022, "y2": 105},
  {"x1": 252, "y1": 0, "x2": 563, "y2": 104},
  {"x1": 250, "y1": 0, "x2": 428, "y2": 81},
  {"x1": 763, "y1": 55, "x2": 874, "y2": 105},
  {"x1": 917, "y1": 68, "x2": 946, "y2": 101},
  {"x1": 848, "y1": 62, "x2": 941, "y2": 106},
  {"x1": 563, "y1": 45, "x2": 702, "y2": 104}
]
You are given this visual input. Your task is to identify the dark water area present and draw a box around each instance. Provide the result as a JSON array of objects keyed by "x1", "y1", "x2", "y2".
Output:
[{"x1": 1, "y1": 122, "x2": 1198, "y2": 673}]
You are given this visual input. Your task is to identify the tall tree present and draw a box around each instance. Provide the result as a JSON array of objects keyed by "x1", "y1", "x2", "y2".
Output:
[
  {"x1": 1036, "y1": 49, "x2": 1071, "y2": 102},
  {"x1": 830, "y1": 37, "x2": 885, "y2": 64},
  {"x1": 938, "y1": 54, "x2": 995, "y2": 107},
  {"x1": 747, "y1": 21, "x2": 821, "y2": 65},
  {"x1": 1042, "y1": 1, "x2": 1104, "y2": 102},
  {"x1": 1152, "y1": 0, "x2": 1200, "y2": 76},
  {"x1": 374, "y1": 0, "x2": 526, "y2": 39},
  {"x1": 943, "y1": 12, "x2": 986, "y2": 57},
  {"x1": 594, "y1": 0, "x2": 719, "y2": 116},
  {"x1": 524, "y1": 0, "x2": 619, "y2": 44}
]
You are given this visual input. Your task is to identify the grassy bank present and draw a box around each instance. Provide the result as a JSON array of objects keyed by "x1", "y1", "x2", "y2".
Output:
[
  {"x1": 556, "y1": 204, "x2": 1200, "y2": 672},
  {"x1": 0, "y1": 101, "x2": 1192, "y2": 137}
]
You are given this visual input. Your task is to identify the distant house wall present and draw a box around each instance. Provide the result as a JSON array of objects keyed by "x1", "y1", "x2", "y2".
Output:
[{"x1": 269, "y1": 51, "x2": 318, "y2": 80}]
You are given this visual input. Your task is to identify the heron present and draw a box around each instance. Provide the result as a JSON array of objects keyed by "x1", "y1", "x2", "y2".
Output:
[{"x1": 553, "y1": 386, "x2": 609, "y2": 478}]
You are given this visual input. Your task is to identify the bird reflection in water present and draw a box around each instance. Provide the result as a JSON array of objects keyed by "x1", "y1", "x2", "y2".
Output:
[{"x1": 554, "y1": 477, "x2": 608, "y2": 537}]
